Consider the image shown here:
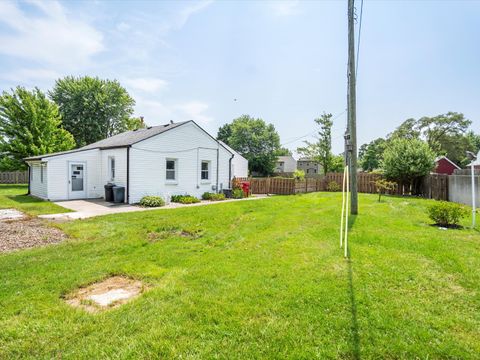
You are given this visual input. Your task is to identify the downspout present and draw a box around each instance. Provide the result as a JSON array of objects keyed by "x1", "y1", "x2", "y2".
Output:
[
  {"x1": 27, "y1": 164, "x2": 31, "y2": 195},
  {"x1": 126, "y1": 146, "x2": 130, "y2": 203},
  {"x1": 229, "y1": 154, "x2": 234, "y2": 188},
  {"x1": 216, "y1": 145, "x2": 219, "y2": 193}
]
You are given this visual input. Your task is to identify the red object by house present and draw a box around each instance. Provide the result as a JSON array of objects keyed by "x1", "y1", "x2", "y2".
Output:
[
  {"x1": 434, "y1": 156, "x2": 460, "y2": 175},
  {"x1": 241, "y1": 181, "x2": 250, "y2": 197}
]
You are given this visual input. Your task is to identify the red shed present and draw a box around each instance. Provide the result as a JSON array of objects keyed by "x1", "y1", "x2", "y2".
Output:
[{"x1": 434, "y1": 156, "x2": 460, "y2": 175}]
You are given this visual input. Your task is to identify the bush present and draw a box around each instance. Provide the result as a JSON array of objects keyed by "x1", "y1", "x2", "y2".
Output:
[
  {"x1": 232, "y1": 188, "x2": 244, "y2": 199},
  {"x1": 210, "y1": 193, "x2": 226, "y2": 201},
  {"x1": 171, "y1": 195, "x2": 200, "y2": 204},
  {"x1": 202, "y1": 192, "x2": 226, "y2": 201},
  {"x1": 326, "y1": 181, "x2": 340, "y2": 192},
  {"x1": 202, "y1": 192, "x2": 213, "y2": 200},
  {"x1": 374, "y1": 179, "x2": 396, "y2": 202},
  {"x1": 139, "y1": 196, "x2": 165, "y2": 207},
  {"x1": 427, "y1": 201, "x2": 468, "y2": 227},
  {"x1": 293, "y1": 169, "x2": 305, "y2": 180}
]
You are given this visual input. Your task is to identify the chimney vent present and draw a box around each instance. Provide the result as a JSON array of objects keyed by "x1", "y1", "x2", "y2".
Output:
[{"x1": 170, "y1": 120, "x2": 174, "y2": 124}]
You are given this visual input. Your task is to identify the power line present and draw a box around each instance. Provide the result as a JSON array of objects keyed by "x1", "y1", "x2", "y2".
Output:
[{"x1": 355, "y1": 0, "x2": 364, "y2": 76}]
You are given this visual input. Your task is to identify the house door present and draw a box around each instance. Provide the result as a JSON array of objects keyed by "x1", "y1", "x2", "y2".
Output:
[{"x1": 68, "y1": 162, "x2": 87, "y2": 199}]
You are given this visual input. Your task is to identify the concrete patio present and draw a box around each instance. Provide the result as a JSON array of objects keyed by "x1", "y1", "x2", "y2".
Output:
[{"x1": 39, "y1": 195, "x2": 268, "y2": 220}]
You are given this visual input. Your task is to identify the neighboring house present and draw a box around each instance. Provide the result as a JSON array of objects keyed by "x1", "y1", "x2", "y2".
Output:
[
  {"x1": 297, "y1": 157, "x2": 321, "y2": 176},
  {"x1": 218, "y1": 141, "x2": 249, "y2": 178},
  {"x1": 25, "y1": 121, "x2": 246, "y2": 204},
  {"x1": 434, "y1": 156, "x2": 460, "y2": 175},
  {"x1": 275, "y1": 156, "x2": 297, "y2": 174}
]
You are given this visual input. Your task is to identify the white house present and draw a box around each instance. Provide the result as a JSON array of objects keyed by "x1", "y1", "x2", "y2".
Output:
[
  {"x1": 275, "y1": 155, "x2": 297, "y2": 174},
  {"x1": 25, "y1": 121, "x2": 247, "y2": 204},
  {"x1": 219, "y1": 141, "x2": 248, "y2": 178}
]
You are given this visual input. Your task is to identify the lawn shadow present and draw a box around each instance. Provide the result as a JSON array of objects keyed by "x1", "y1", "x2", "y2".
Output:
[
  {"x1": 346, "y1": 214, "x2": 361, "y2": 359},
  {"x1": 7, "y1": 194, "x2": 41, "y2": 204}
]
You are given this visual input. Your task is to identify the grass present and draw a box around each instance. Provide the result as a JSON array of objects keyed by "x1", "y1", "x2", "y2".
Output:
[
  {"x1": 1, "y1": 185, "x2": 479, "y2": 358},
  {"x1": 0, "y1": 184, "x2": 70, "y2": 216}
]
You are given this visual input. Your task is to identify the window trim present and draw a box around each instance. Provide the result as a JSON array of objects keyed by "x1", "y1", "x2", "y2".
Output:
[
  {"x1": 108, "y1": 156, "x2": 116, "y2": 181},
  {"x1": 201, "y1": 160, "x2": 210, "y2": 182},
  {"x1": 165, "y1": 158, "x2": 178, "y2": 183}
]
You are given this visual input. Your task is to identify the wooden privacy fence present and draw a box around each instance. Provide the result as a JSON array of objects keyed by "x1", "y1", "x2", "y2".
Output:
[
  {"x1": 0, "y1": 171, "x2": 28, "y2": 184},
  {"x1": 234, "y1": 172, "x2": 448, "y2": 200}
]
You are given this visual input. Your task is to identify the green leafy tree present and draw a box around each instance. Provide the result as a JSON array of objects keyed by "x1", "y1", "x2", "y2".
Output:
[
  {"x1": 297, "y1": 112, "x2": 333, "y2": 174},
  {"x1": 466, "y1": 131, "x2": 480, "y2": 154},
  {"x1": 382, "y1": 138, "x2": 435, "y2": 194},
  {"x1": 359, "y1": 138, "x2": 387, "y2": 172},
  {"x1": 329, "y1": 154, "x2": 345, "y2": 173},
  {"x1": 389, "y1": 112, "x2": 472, "y2": 165},
  {"x1": 126, "y1": 116, "x2": 147, "y2": 131},
  {"x1": 218, "y1": 115, "x2": 280, "y2": 175},
  {"x1": 0, "y1": 87, "x2": 75, "y2": 170},
  {"x1": 275, "y1": 147, "x2": 292, "y2": 156},
  {"x1": 50, "y1": 76, "x2": 135, "y2": 147}
]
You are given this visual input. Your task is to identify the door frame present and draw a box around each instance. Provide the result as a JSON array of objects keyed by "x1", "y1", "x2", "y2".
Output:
[{"x1": 68, "y1": 161, "x2": 87, "y2": 200}]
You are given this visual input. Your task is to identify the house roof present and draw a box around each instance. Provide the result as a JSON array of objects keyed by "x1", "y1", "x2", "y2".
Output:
[
  {"x1": 298, "y1": 157, "x2": 317, "y2": 162},
  {"x1": 435, "y1": 156, "x2": 461, "y2": 169},
  {"x1": 218, "y1": 141, "x2": 247, "y2": 161},
  {"x1": 276, "y1": 155, "x2": 296, "y2": 162},
  {"x1": 25, "y1": 120, "x2": 229, "y2": 161}
]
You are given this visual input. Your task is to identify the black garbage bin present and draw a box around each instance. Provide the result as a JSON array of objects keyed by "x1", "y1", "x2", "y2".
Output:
[
  {"x1": 104, "y1": 183, "x2": 115, "y2": 202},
  {"x1": 112, "y1": 186, "x2": 125, "y2": 203}
]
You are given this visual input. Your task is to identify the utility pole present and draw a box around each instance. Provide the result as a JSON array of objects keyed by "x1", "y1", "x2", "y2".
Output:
[{"x1": 347, "y1": 0, "x2": 358, "y2": 215}]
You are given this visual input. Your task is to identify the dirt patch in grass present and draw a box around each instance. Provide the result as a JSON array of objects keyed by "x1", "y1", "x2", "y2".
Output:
[
  {"x1": 0, "y1": 215, "x2": 67, "y2": 253},
  {"x1": 148, "y1": 225, "x2": 204, "y2": 242},
  {"x1": 65, "y1": 276, "x2": 147, "y2": 313}
]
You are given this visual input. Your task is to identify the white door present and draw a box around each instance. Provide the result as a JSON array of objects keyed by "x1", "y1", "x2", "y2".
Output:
[{"x1": 68, "y1": 162, "x2": 87, "y2": 199}]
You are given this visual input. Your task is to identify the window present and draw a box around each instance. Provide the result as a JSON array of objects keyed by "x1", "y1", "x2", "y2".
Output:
[
  {"x1": 166, "y1": 159, "x2": 177, "y2": 180},
  {"x1": 201, "y1": 161, "x2": 210, "y2": 181},
  {"x1": 40, "y1": 165, "x2": 44, "y2": 183},
  {"x1": 109, "y1": 157, "x2": 115, "y2": 180}
]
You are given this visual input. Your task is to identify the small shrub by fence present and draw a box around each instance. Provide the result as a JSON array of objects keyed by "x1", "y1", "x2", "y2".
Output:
[
  {"x1": 234, "y1": 172, "x2": 448, "y2": 200},
  {"x1": 0, "y1": 171, "x2": 28, "y2": 184}
]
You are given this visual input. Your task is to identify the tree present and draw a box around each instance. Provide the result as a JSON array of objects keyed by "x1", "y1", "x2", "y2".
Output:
[
  {"x1": 217, "y1": 123, "x2": 233, "y2": 144},
  {"x1": 297, "y1": 112, "x2": 333, "y2": 174},
  {"x1": 275, "y1": 147, "x2": 292, "y2": 156},
  {"x1": 359, "y1": 138, "x2": 387, "y2": 172},
  {"x1": 382, "y1": 138, "x2": 435, "y2": 194},
  {"x1": 50, "y1": 76, "x2": 135, "y2": 147},
  {"x1": 466, "y1": 131, "x2": 480, "y2": 154},
  {"x1": 0, "y1": 87, "x2": 75, "y2": 170},
  {"x1": 389, "y1": 112, "x2": 472, "y2": 166},
  {"x1": 218, "y1": 115, "x2": 280, "y2": 175},
  {"x1": 330, "y1": 154, "x2": 345, "y2": 173},
  {"x1": 126, "y1": 116, "x2": 147, "y2": 131}
]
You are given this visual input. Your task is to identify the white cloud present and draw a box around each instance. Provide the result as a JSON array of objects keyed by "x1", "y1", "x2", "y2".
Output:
[
  {"x1": 173, "y1": 0, "x2": 214, "y2": 30},
  {"x1": 269, "y1": 0, "x2": 301, "y2": 17},
  {"x1": 1, "y1": 68, "x2": 61, "y2": 82},
  {"x1": 116, "y1": 22, "x2": 131, "y2": 32},
  {"x1": 125, "y1": 78, "x2": 169, "y2": 93},
  {"x1": 0, "y1": 0, "x2": 103, "y2": 66},
  {"x1": 175, "y1": 101, "x2": 213, "y2": 124},
  {"x1": 134, "y1": 97, "x2": 213, "y2": 126}
]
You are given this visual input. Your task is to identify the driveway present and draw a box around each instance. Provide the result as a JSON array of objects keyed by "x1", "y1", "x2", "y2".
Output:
[{"x1": 39, "y1": 196, "x2": 268, "y2": 220}]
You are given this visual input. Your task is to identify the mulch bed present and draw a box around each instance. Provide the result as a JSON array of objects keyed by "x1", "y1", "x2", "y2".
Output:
[{"x1": 0, "y1": 217, "x2": 67, "y2": 253}]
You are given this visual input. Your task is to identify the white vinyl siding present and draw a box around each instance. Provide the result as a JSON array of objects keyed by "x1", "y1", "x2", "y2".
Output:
[
  {"x1": 45, "y1": 149, "x2": 102, "y2": 201},
  {"x1": 29, "y1": 163, "x2": 48, "y2": 199},
  {"x1": 101, "y1": 148, "x2": 127, "y2": 188},
  {"x1": 129, "y1": 122, "x2": 232, "y2": 203}
]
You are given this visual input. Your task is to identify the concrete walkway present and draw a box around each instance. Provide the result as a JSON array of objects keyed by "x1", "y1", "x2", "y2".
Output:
[{"x1": 39, "y1": 195, "x2": 268, "y2": 221}]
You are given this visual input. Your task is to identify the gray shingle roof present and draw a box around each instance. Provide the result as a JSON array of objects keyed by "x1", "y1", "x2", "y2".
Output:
[{"x1": 25, "y1": 121, "x2": 190, "y2": 161}]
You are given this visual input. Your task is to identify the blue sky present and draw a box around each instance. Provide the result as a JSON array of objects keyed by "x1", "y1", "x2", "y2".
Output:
[{"x1": 0, "y1": 0, "x2": 479, "y2": 154}]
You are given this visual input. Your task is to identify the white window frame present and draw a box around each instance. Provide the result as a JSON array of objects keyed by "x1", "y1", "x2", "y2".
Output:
[
  {"x1": 166, "y1": 158, "x2": 178, "y2": 183},
  {"x1": 109, "y1": 156, "x2": 115, "y2": 181},
  {"x1": 201, "y1": 160, "x2": 210, "y2": 182}
]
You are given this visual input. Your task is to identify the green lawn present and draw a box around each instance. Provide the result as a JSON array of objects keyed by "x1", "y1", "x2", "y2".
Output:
[
  {"x1": 0, "y1": 184, "x2": 70, "y2": 216},
  {"x1": 0, "y1": 185, "x2": 479, "y2": 359}
]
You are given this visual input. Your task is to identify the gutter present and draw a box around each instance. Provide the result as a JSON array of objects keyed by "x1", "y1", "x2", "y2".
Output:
[{"x1": 216, "y1": 146, "x2": 219, "y2": 193}]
